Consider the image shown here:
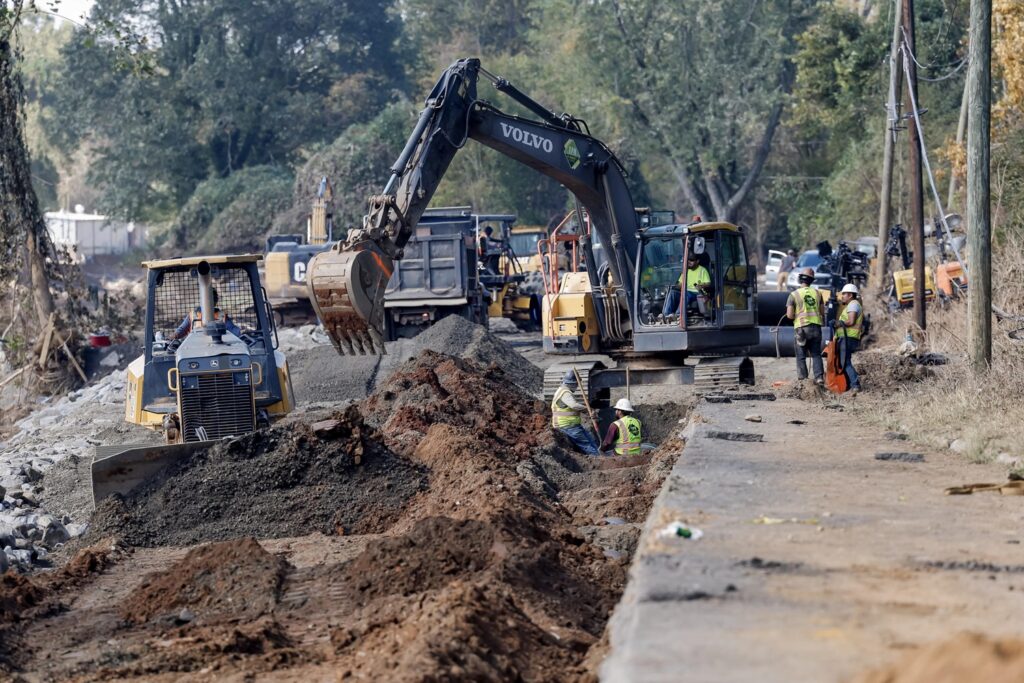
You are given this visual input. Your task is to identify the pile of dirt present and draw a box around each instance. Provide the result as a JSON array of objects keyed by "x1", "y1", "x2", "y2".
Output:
[
  {"x1": 851, "y1": 632, "x2": 1024, "y2": 683},
  {"x1": 121, "y1": 538, "x2": 289, "y2": 624},
  {"x1": 855, "y1": 349, "x2": 934, "y2": 389},
  {"x1": 402, "y1": 314, "x2": 543, "y2": 397},
  {"x1": 87, "y1": 405, "x2": 427, "y2": 546},
  {"x1": 362, "y1": 349, "x2": 550, "y2": 458},
  {"x1": 286, "y1": 345, "x2": 382, "y2": 404}
]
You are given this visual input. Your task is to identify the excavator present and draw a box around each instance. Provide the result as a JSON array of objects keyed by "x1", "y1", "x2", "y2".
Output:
[{"x1": 307, "y1": 58, "x2": 759, "y2": 399}]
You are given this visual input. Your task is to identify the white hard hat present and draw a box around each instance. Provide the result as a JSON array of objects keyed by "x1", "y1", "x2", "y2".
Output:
[
  {"x1": 841, "y1": 283, "x2": 859, "y2": 295},
  {"x1": 614, "y1": 398, "x2": 634, "y2": 412}
]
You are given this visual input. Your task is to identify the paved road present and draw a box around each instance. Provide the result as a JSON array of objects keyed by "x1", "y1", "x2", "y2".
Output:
[{"x1": 601, "y1": 391, "x2": 1024, "y2": 682}]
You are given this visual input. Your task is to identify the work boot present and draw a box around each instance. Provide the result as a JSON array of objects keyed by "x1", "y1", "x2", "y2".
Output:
[{"x1": 814, "y1": 377, "x2": 824, "y2": 386}]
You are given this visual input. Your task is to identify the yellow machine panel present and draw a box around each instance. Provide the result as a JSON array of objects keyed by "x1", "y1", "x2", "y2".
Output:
[
  {"x1": 893, "y1": 267, "x2": 936, "y2": 307},
  {"x1": 543, "y1": 272, "x2": 600, "y2": 353}
]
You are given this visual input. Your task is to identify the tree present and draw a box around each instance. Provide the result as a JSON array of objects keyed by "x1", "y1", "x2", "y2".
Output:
[
  {"x1": 55, "y1": 0, "x2": 404, "y2": 224},
  {"x1": 579, "y1": 0, "x2": 818, "y2": 223},
  {"x1": 1, "y1": 1, "x2": 56, "y2": 329}
]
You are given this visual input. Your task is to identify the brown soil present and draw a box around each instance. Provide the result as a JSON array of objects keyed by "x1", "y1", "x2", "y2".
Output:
[
  {"x1": 1, "y1": 350, "x2": 683, "y2": 682},
  {"x1": 120, "y1": 538, "x2": 289, "y2": 624},
  {"x1": 855, "y1": 349, "x2": 934, "y2": 390},
  {"x1": 850, "y1": 633, "x2": 1024, "y2": 683}
]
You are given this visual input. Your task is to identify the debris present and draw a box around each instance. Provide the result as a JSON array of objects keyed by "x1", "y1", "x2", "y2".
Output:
[
  {"x1": 950, "y1": 439, "x2": 968, "y2": 454},
  {"x1": 706, "y1": 430, "x2": 763, "y2": 442},
  {"x1": 744, "y1": 414, "x2": 762, "y2": 423},
  {"x1": 657, "y1": 521, "x2": 703, "y2": 540},
  {"x1": 875, "y1": 452, "x2": 925, "y2": 463},
  {"x1": 752, "y1": 516, "x2": 819, "y2": 525},
  {"x1": 787, "y1": 419, "x2": 806, "y2": 425},
  {"x1": 884, "y1": 431, "x2": 909, "y2": 441},
  {"x1": 945, "y1": 481, "x2": 1024, "y2": 496}
]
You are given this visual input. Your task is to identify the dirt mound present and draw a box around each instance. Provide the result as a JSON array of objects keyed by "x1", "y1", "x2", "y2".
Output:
[
  {"x1": 362, "y1": 350, "x2": 550, "y2": 458},
  {"x1": 344, "y1": 517, "x2": 496, "y2": 605},
  {"x1": 0, "y1": 573, "x2": 45, "y2": 624},
  {"x1": 87, "y1": 405, "x2": 427, "y2": 546},
  {"x1": 851, "y1": 632, "x2": 1024, "y2": 683},
  {"x1": 404, "y1": 314, "x2": 543, "y2": 397},
  {"x1": 121, "y1": 538, "x2": 289, "y2": 624},
  {"x1": 856, "y1": 349, "x2": 934, "y2": 389}
]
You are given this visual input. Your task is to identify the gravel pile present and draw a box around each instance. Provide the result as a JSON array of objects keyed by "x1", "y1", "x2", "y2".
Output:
[
  {"x1": 0, "y1": 369, "x2": 154, "y2": 571},
  {"x1": 399, "y1": 315, "x2": 542, "y2": 397}
]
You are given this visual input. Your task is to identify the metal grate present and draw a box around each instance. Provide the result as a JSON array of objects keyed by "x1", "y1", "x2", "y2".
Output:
[
  {"x1": 153, "y1": 267, "x2": 260, "y2": 340},
  {"x1": 179, "y1": 371, "x2": 255, "y2": 442}
]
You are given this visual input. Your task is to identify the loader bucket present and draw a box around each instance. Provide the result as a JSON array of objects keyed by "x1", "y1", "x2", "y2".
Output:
[
  {"x1": 306, "y1": 242, "x2": 392, "y2": 355},
  {"x1": 91, "y1": 441, "x2": 214, "y2": 505}
]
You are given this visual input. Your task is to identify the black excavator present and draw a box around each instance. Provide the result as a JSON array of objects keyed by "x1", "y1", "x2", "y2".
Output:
[{"x1": 307, "y1": 58, "x2": 761, "y2": 397}]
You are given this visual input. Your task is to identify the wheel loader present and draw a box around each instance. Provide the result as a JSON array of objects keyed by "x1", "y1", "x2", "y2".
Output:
[
  {"x1": 91, "y1": 254, "x2": 294, "y2": 502},
  {"x1": 305, "y1": 58, "x2": 760, "y2": 403}
]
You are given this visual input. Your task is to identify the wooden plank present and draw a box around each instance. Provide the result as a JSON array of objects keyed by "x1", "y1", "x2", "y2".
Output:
[
  {"x1": 57, "y1": 335, "x2": 88, "y2": 384},
  {"x1": 0, "y1": 365, "x2": 27, "y2": 388},
  {"x1": 37, "y1": 312, "x2": 55, "y2": 368}
]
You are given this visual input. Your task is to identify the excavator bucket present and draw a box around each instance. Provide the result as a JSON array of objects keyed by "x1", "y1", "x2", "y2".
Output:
[
  {"x1": 91, "y1": 441, "x2": 214, "y2": 505},
  {"x1": 306, "y1": 242, "x2": 393, "y2": 355}
]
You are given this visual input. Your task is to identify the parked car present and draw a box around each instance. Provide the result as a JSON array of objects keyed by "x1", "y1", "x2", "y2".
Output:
[
  {"x1": 763, "y1": 249, "x2": 787, "y2": 289},
  {"x1": 785, "y1": 250, "x2": 831, "y2": 291}
]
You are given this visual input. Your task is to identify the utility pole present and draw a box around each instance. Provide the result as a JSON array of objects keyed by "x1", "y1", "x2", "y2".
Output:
[
  {"x1": 967, "y1": 0, "x2": 992, "y2": 372},
  {"x1": 875, "y1": 0, "x2": 903, "y2": 288},
  {"x1": 903, "y1": 0, "x2": 926, "y2": 332},
  {"x1": 947, "y1": 77, "x2": 969, "y2": 211}
]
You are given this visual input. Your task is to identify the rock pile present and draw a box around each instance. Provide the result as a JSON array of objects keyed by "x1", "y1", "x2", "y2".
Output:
[{"x1": 0, "y1": 369, "x2": 143, "y2": 571}]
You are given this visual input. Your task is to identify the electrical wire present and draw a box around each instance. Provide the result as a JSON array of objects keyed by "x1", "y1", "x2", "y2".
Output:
[{"x1": 900, "y1": 26, "x2": 968, "y2": 82}]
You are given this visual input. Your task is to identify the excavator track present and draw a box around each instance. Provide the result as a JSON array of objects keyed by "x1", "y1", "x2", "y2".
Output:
[
  {"x1": 307, "y1": 244, "x2": 392, "y2": 355},
  {"x1": 693, "y1": 356, "x2": 755, "y2": 394}
]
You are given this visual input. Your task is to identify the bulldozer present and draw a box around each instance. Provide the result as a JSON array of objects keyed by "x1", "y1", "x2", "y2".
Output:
[
  {"x1": 92, "y1": 254, "x2": 294, "y2": 502},
  {"x1": 305, "y1": 58, "x2": 759, "y2": 402}
]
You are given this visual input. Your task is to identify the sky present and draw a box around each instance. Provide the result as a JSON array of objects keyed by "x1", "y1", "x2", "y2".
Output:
[{"x1": 54, "y1": 0, "x2": 94, "y2": 24}]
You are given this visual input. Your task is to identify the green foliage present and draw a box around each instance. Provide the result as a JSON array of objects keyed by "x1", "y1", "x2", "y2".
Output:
[
  {"x1": 168, "y1": 165, "x2": 293, "y2": 252},
  {"x1": 55, "y1": 0, "x2": 404, "y2": 222},
  {"x1": 792, "y1": 5, "x2": 888, "y2": 141},
  {"x1": 275, "y1": 101, "x2": 414, "y2": 235}
]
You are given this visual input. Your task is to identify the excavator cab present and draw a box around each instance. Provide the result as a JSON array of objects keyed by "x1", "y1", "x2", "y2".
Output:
[{"x1": 633, "y1": 222, "x2": 759, "y2": 353}]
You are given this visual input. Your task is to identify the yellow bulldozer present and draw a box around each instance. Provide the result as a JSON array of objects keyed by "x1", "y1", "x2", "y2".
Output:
[{"x1": 92, "y1": 254, "x2": 294, "y2": 502}]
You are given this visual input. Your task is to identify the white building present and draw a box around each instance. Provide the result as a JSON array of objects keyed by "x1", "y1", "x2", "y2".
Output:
[{"x1": 45, "y1": 206, "x2": 147, "y2": 260}]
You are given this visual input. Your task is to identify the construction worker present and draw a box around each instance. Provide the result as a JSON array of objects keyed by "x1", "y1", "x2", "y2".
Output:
[
  {"x1": 600, "y1": 398, "x2": 643, "y2": 455},
  {"x1": 834, "y1": 283, "x2": 864, "y2": 394},
  {"x1": 662, "y1": 253, "x2": 711, "y2": 318},
  {"x1": 550, "y1": 370, "x2": 599, "y2": 455},
  {"x1": 786, "y1": 267, "x2": 825, "y2": 385},
  {"x1": 174, "y1": 287, "x2": 242, "y2": 340}
]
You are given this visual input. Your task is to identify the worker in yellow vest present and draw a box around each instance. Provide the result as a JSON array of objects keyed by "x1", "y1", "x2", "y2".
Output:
[
  {"x1": 600, "y1": 398, "x2": 643, "y2": 456},
  {"x1": 786, "y1": 267, "x2": 825, "y2": 385},
  {"x1": 835, "y1": 283, "x2": 864, "y2": 394},
  {"x1": 550, "y1": 370, "x2": 599, "y2": 455},
  {"x1": 662, "y1": 254, "x2": 711, "y2": 319}
]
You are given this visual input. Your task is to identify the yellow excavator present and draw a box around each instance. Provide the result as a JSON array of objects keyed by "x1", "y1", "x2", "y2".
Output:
[
  {"x1": 92, "y1": 254, "x2": 294, "y2": 502},
  {"x1": 306, "y1": 58, "x2": 759, "y2": 400}
]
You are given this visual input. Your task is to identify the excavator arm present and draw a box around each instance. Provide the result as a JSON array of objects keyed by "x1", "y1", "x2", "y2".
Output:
[{"x1": 307, "y1": 58, "x2": 640, "y2": 355}]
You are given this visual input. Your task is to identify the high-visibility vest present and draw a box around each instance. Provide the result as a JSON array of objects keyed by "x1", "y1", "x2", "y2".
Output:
[
  {"x1": 677, "y1": 266, "x2": 710, "y2": 293},
  {"x1": 789, "y1": 287, "x2": 822, "y2": 328},
  {"x1": 836, "y1": 302, "x2": 863, "y2": 339},
  {"x1": 614, "y1": 416, "x2": 642, "y2": 455},
  {"x1": 551, "y1": 386, "x2": 582, "y2": 429}
]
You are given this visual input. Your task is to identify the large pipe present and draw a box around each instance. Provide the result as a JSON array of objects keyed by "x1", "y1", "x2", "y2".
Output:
[{"x1": 197, "y1": 260, "x2": 214, "y2": 330}]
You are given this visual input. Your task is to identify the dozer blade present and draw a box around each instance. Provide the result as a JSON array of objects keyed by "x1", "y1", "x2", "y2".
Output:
[
  {"x1": 306, "y1": 242, "x2": 392, "y2": 355},
  {"x1": 91, "y1": 441, "x2": 214, "y2": 505}
]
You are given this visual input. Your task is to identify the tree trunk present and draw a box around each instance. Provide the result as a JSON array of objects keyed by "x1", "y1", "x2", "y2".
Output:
[{"x1": 0, "y1": 36, "x2": 56, "y2": 329}]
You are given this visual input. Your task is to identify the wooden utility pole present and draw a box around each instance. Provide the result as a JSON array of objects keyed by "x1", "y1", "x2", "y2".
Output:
[
  {"x1": 875, "y1": 0, "x2": 903, "y2": 287},
  {"x1": 903, "y1": 0, "x2": 926, "y2": 331},
  {"x1": 967, "y1": 0, "x2": 992, "y2": 372}
]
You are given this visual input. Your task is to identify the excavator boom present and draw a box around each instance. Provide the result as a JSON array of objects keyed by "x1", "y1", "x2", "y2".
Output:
[{"x1": 307, "y1": 58, "x2": 640, "y2": 355}]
